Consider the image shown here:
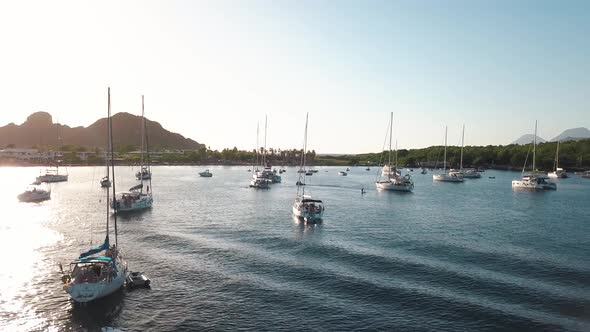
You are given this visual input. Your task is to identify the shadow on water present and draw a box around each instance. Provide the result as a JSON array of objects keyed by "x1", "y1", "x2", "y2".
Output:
[
  {"x1": 292, "y1": 215, "x2": 323, "y2": 240},
  {"x1": 114, "y1": 209, "x2": 153, "y2": 223},
  {"x1": 69, "y1": 288, "x2": 125, "y2": 330}
]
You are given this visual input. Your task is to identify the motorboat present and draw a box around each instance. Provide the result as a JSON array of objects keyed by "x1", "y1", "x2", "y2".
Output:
[
  {"x1": 17, "y1": 185, "x2": 51, "y2": 202},
  {"x1": 126, "y1": 271, "x2": 150, "y2": 289},
  {"x1": 421, "y1": 168, "x2": 427, "y2": 174},
  {"x1": 366, "y1": 167, "x2": 370, "y2": 171},
  {"x1": 581, "y1": 171, "x2": 590, "y2": 179},
  {"x1": 199, "y1": 169, "x2": 213, "y2": 177},
  {"x1": 346, "y1": 168, "x2": 350, "y2": 171},
  {"x1": 338, "y1": 171, "x2": 348, "y2": 176},
  {"x1": 512, "y1": 121, "x2": 556, "y2": 190}
]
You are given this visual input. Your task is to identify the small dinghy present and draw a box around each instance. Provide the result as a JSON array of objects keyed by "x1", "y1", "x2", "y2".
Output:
[{"x1": 126, "y1": 271, "x2": 151, "y2": 289}]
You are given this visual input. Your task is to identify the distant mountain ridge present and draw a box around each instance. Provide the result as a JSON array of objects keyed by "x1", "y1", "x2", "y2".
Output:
[
  {"x1": 0, "y1": 112, "x2": 204, "y2": 150},
  {"x1": 551, "y1": 127, "x2": 590, "y2": 142},
  {"x1": 511, "y1": 134, "x2": 546, "y2": 145}
]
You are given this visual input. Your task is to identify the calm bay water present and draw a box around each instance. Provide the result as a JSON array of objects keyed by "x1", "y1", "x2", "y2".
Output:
[{"x1": 1, "y1": 166, "x2": 589, "y2": 331}]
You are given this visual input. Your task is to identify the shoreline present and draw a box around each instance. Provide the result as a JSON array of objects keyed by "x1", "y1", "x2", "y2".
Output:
[{"x1": 2, "y1": 161, "x2": 587, "y2": 172}]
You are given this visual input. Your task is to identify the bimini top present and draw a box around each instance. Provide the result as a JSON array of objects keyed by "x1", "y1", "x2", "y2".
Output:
[
  {"x1": 72, "y1": 255, "x2": 113, "y2": 264},
  {"x1": 302, "y1": 199, "x2": 323, "y2": 203}
]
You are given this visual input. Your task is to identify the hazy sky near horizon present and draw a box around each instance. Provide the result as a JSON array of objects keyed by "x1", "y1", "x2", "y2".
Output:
[{"x1": 0, "y1": 0, "x2": 588, "y2": 153}]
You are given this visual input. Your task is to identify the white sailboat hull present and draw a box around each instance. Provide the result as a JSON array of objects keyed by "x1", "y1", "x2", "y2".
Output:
[
  {"x1": 66, "y1": 259, "x2": 127, "y2": 303},
  {"x1": 433, "y1": 173, "x2": 464, "y2": 182},
  {"x1": 375, "y1": 180, "x2": 414, "y2": 192},
  {"x1": 512, "y1": 179, "x2": 556, "y2": 190},
  {"x1": 113, "y1": 194, "x2": 153, "y2": 212},
  {"x1": 37, "y1": 174, "x2": 68, "y2": 182}
]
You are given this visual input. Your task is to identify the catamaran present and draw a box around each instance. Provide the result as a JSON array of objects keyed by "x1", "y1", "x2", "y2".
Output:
[
  {"x1": 113, "y1": 95, "x2": 154, "y2": 212},
  {"x1": 512, "y1": 121, "x2": 556, "y2": 190},
  {"x1": 433, "y1": 126, "x2": 464, "y2": 183},
  {"x1": 61, "y1": 87, "x2": 128, "y2": 303},
  {"x1": 376, "y1": 113, "x2": 414, "y2": 191},
  {"x1": 293, "y1": 113, "x2": 324, "y2": 222},
  {"x1": 548, "y1": 141, "x2": 568, "y2": 178}
]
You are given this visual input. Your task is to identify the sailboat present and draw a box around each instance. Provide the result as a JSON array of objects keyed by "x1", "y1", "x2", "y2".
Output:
[
  {"x1": 37, "y1": 121, "x2": 69, "y2": 183},
  {"x1": 512, "y1": 121, "x2": 557, "y2": 190},
  {"x1": 252, "y1": 116, "x2": 281, "y2": 184},
  {"x1": 548, "y1": 141, "x2": 568, "y2": 178},
  {"x1": 292, "y1": 113, "x2": 324, "y2": 223},
  {"x1": 375, "y1": 113, "x2": 414, "y2": 191},
  {"x1": 433, "y1": 126, "x2": 464, "y2": 182},
  {"x1": 250, "y1": 122, "x2": 270, "y2": 189},
  {"x1": 135, "y1": 112, "x2": 151, "y2": 180},
  {"x1": 112, "y1": 96, "x2": 154, "y2": 212},
  {"x1": 61, "y1": 87, "x2": 128, "y2": 303},
  {"x1": 100, "y1": 130, "x2": 112, "y2": 187},
  {"x1": 455, "y1": 125, "x2": 480, "y2": 179}
]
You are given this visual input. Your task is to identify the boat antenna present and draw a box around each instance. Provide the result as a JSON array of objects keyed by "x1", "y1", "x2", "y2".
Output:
[{"x1": 109, "y1": 88, "x2": 118, "y2": 247}]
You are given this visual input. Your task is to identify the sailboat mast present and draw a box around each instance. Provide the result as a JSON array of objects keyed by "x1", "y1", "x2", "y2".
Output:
[
  {"x1": 106, "y1": 88, "x2": 110, "y2": 239},
  {"x1": 263, "y1": 115, "x2": 268, "y2": 166},
  {"x1": 533, "y1": 120, "x2": 537, "y2": 171},
  {"x1": 140, "y1": 95, "x2": 145, "y2": 193},
  {"x1": 254, "y1": 122, "x2": 259, "y2": 171},
  {"x1": 395, "y1": 140, "x2": 398, "y2": 170},
  {"x1": 460, "y1": 124, "x2": 465, "y2": 170},
  {"x1": 556, "y1": 141, "x2": 560, "y2": 170},
  {"x1": 443, "y1": 126, "x2": 448, "y2": 172},
  {"x1": 301, "y1": 113, "x2": 309, "y2": 196},
  {"x1": 388, "y1": 112, "x2": 392, "y2": 170},
  {"x1": 109, "y1": 88, "x2": 118, "y2": 246}
]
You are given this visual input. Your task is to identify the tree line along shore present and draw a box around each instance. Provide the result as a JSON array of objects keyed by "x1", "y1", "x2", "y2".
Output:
[{"x1": 1, "y1": 139, "x2": 589, "y2": 171}]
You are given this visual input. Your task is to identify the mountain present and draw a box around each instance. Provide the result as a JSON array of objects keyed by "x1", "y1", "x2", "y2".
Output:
[
  {"x1": 0, "y1": 112, "x2": 205, "y2": 150},
  {"x1": 551, "y1": 127, "x2": 590, "y2": 142},
  {"x1": 511, "y1": 134, "x2": 546, "y2": 145}
]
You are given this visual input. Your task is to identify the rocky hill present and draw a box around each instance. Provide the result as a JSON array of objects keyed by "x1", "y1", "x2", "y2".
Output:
[
  {"x1": 0, "y1": 112, "x2": 204, "y2": 150},
  {"x1": 551, "y1": 127, "x2": 590, "y2": 142},
  {"x1": 511, "y1": 134, "x2": 546, "y2": 145}
]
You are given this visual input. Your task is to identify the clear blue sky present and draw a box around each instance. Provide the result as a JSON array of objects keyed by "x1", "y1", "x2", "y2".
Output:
[{"x1": 0, "y1": 0, "x2": 588, "y2": 153}]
